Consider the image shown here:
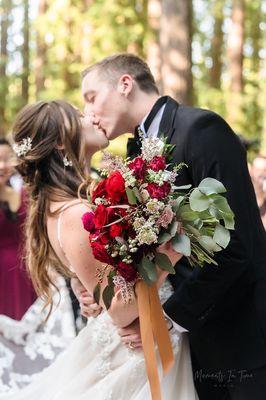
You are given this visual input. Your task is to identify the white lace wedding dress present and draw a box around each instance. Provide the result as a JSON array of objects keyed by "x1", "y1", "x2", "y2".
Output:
[
  {"x1": 0, "y1": 277, "x2": 76, "y2": 393},
  {"x1": 0, "y1": 278, "x2": 198, "y2": 400}
]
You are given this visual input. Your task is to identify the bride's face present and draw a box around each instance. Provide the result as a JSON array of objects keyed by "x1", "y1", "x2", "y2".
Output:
[{"x1": 81, "y1": 115, "x2": 109, "y2": 157}]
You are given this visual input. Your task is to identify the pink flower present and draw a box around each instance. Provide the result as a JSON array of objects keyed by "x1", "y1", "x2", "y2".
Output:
[
  {"x1": 82, "y1": 212, "x2": 95, "y2": 232},
  {"x1": 157, "y1": 206, "x2": 174, "y2": 228}
]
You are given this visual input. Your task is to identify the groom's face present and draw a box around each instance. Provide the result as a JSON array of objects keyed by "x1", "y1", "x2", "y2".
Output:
[{"x1": 82, "y1": 68, "x2": 131, "y2": 140}]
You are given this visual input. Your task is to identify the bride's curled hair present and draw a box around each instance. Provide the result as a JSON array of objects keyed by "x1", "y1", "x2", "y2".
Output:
[{"x1": 12, "y1": 100, "x2": 87, "y2": 314}]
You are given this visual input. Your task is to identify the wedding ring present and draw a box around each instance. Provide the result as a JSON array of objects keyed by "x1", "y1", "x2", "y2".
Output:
[{"x1": 128, "y1": 341, "x2": 135, "y2": 349}]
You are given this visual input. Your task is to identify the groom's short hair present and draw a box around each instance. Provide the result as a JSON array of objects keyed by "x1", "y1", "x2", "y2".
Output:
[{"x1": 82, "y1": 53, "x2": 159, "y2": 95}]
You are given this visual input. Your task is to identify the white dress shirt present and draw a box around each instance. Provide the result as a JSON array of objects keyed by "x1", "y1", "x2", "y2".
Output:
[{"x1": 140, "y1": 103, "x2": 188, "y2": 334}]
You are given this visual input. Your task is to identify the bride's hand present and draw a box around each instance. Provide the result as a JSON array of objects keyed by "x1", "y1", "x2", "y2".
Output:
[
  {"x1": 70, "y1": 277, "x2": 102, "y2": 318},
  {"x1": 156, "y1": 241, "x2": 183, "y2": 288}
]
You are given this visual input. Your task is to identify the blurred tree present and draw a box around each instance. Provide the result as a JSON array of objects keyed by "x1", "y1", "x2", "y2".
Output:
[
  {"x1": 35, "y1": 0, "x2": 47, "y2": 99},
  {"x1": 209, "y1": 0, "x2": 224, "y2": 89},
  {"x1": 160, "y1": 0, "x2": 193, "y2": 104},
  {"x1": 147, "y1": 0, "x2": 163, "y2": 93},
  {"x1": 227, "y1": 0, "x2": 245, "y2": 93},
  {"x1": 21, "y1": 0, "x2": 30, "y2": 106},
  {"x1": 0, "y1": 0, "x2": 12, "y2": 135}
]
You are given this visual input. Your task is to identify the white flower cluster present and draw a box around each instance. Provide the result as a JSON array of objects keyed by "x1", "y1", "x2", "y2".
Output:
[
  {"x1": 101, "y1": 152, "x2": 127, "y2": 174},
  {"x1": 12, "y1": 137, "x2": 32, "y2": 157},
  {"x1": 141, "y1": 137, "x2": 164, "y2": 162},
  {"x1": 122, "y1": 169, "x2": 136, "y2": 188}
]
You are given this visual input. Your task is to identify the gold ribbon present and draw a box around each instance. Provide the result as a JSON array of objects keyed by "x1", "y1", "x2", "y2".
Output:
[{"x1": 136, "y1": 280, "x2": 174, "y2": 400}]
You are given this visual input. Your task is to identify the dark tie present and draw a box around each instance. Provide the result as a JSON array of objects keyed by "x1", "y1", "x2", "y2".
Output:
[{"x1": 126, "y1": 96, "x2": 168, "y2": 159}]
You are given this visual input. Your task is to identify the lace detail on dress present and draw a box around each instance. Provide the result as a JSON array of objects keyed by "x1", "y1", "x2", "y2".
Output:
[
  {"x1": 0, "y1": 277, "x2": 76, "y2": 391},
  {"x1": 91, "y1": 316, "x2": 113, "y2": 378}
]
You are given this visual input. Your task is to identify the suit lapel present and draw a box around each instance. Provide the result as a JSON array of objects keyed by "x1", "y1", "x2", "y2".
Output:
[{"x1": 158, "y1": 97, "x2": 179, "y2": 144}]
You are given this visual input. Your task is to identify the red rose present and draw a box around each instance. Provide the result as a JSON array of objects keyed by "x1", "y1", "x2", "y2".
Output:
[
  {"x1": 109, "y1": 223, "x2": 123, "y2": 238},
  {"x1": 106, "y1": 171, "x2": 126, "y2": 204},
  {"x1": 147, "y1": 182, "x2": 171, "y2": 200},
  {"x1": 117, "y1": 261, "x2": 137, "y2": 282},
  {"x1": 81, "y1": 212, "x2": 95, "y2": 233},
  {"x1": 128, "y1": 157, "x2": 147, "y2": 180},
  {"x1": 148, "y1": 156, "x2": 166, "y2": 171},
  {"x1": 99, "y1": 232, "x2": 110, "y2": 245},
  {"x1": 90, "y1": 241, "x2": 112, "y2": 264},
  {"x1": 92, "y1": 179, "x2": 107, "y2": 203},
  {"x1": 94, "y1": 204, "x2": 108, "y2": 229}
]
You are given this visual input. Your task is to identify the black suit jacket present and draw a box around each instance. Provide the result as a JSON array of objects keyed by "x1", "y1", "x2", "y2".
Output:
[{"x1": 127, "y1": 96, "x2": 266, "y2": 372}]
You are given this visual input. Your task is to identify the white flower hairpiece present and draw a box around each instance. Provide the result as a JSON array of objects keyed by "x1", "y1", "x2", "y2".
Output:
[{"x1": 13, "y1": 137, "x2": 32, "y2": 157}]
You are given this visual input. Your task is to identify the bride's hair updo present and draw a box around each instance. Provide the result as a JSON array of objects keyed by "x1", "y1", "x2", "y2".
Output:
[{"x1": 12, "y1": 100, "x2": 87, "y2": 313}]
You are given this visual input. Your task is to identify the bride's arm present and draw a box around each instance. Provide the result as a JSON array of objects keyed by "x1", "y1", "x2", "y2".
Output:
[
  {"x1": 59, "y1": 203, "x2": 103, "y2": 295},
  {"x1": 108, "y1": 243, "x2": 183, "y2": 328}
]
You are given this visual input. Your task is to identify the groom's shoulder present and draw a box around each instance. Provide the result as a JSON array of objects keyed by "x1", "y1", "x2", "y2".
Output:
[
  {"x1": 173, "y1": 103, "x2": 234, "y2": 141},
  {"x1": 176, "y1": 103, "x2": 225, "y2": 127}
]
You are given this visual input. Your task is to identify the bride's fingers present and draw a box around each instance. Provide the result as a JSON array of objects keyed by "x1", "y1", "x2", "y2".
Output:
[{"x1": 120, "y1": 333, "x2": 141, "y2": 344}]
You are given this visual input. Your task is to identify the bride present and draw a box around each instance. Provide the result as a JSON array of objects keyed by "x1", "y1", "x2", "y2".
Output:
[{"x1": 0, "y1": 100, "x2": 198, "y2": 399}]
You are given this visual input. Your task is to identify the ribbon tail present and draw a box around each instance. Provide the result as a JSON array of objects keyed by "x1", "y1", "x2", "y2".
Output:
[
  {"x1": 136, "y1": 281, "x2": 162, "y2": 400},
  {"x1": 150, "y1": 284, "x2": 175, "y2": 375}
]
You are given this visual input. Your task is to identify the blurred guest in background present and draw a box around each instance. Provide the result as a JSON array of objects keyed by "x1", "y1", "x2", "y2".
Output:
[{"x1": 0, "y1": 138, "x2": 37, "y2": 320}]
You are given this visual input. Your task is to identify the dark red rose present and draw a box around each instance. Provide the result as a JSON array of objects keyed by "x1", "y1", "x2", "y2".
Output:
[
  {"x1": 90, "y1": 241, "x2": 112, "y2": 264},
  {"x1": 94, "y1": 204, "x2": 108, "y2": 229},
  {"x1": 146, "y1": 182, "x2": 171, "y2": 200},
  {"x1": 106, "y1": 171, "x2": 126, "y2": 203},
  {"x1": 148, "y1": 156, "x2": 166, "y2": 171},
  {"x1": 92, "y1": 179, "x2": 107, "y2": 203},
  {"x1": 109, "y1": 223, "x2": 123, "y2": 238},
  {"x1": 98, "y1": 232, "x2": 110, "y2": 245},
  {"x1": 81, "y1": 212, "x2": 95, "y2": 233},
  {"x1": 117, "y1": 261, "x2": 137, "y2": 282},
  {"x1": 128, "y1": 157, "x2": 147, "y2": 180}
]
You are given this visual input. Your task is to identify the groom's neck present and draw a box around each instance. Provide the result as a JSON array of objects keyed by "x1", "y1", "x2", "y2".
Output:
[{"x1": 130, "y1": 91, "x2": 160, "y2": 129}]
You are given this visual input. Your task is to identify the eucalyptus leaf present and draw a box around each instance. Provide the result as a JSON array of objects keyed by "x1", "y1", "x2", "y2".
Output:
[
  {"x1": 158, "y1": 232, "x2": 172, "y2": 244},
  {"x1": 198, "y1": 178, "x2": 227, "y2": 195},
  {"x1": 133, "y1": 187, "x2": 142, "y2": 202},
  {"x1": 102, "y1": 285, "x2": 114, "y2": 310},
  {"x1": 172, "y1": 184, "x2": 192, "y2": 190},
  {"x1": 223, "y1": 213, "x2": 235, "y2": 230},
  {"x1": 126, "y1": 187, "x2": 137, "y2": 205},
  {"x1": 170, "y1": 221, "x2": 179, "y2": 237},
  {"x1": 198, "y1": 236, "x2": 222, "y2": 253},
  {"x1": 189, "y1": 188, "x2": 210, "y2": 212},
  {"x1": 193, "y1": 218, "x2": 203, "y2": 230},
  {"x1": 172, "y1": 234, "x2": 191, "y2": 256},
  {"x1": 213, "y1": 224, "x2": 230, "y2": 248},
  {"x1": 155, "y1": 252, "x2": 175, "y2": 274},
  {"x1": 138, "y1": 256, "x2": 157, "y2": 285},
  {"x1": 93, "y1": 283, "x2": 101, "y2": 305}
]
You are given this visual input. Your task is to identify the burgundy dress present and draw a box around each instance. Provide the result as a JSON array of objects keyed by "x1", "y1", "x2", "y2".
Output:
[{"x1": 0, "y1": 188, "x2": 36, "y2": 320}]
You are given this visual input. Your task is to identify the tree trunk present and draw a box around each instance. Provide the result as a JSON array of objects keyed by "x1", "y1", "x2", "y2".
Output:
[
  {"x1": 0, "y1": 0, "x2": 12, "y2": 135},
  {"x1": 160, "y1": 0, "x2": 193, "y2": 104},
  {"x1": 35, "y1": 0, "x2": 47, "y2": 99},
  {"x1": 147, "y1": 0, "x2": 163, "y2": 93},
  {"x1": 21, "y1": 0, "x2": 30, "y2": 106},
  {"x1": 227, "y1": 0, "x2": 245, "y2": 93},
  {"x1": 209, "y1": 0, "x2": 224, "y2": 89}
]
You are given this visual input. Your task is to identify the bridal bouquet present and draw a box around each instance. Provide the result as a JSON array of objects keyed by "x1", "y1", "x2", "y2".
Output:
[{"x1": 82, "y1": 135, "x2": 235, "y2": 309}]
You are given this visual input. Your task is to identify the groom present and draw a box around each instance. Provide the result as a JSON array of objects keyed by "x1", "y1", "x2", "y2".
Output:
[{"x1": 80, "y1": 53, "x2": 266, "y2": 400}]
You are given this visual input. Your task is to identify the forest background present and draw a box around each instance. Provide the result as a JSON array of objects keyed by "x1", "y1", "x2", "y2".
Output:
[{"x1": 0, "y1": 0, "x2": 265, "y2": 164}]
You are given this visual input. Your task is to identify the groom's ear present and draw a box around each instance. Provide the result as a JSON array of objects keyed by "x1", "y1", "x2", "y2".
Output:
[{"x1": 117, "y1": 74, "x2": 133, "y2": 98}]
